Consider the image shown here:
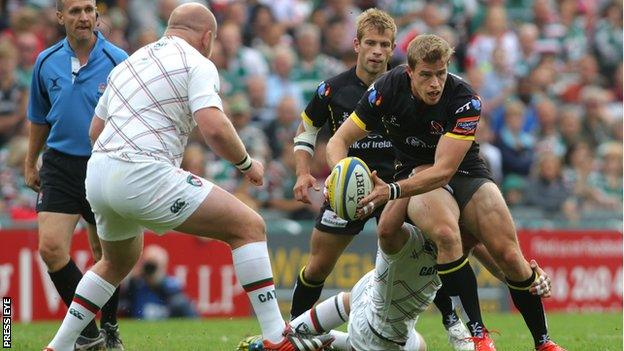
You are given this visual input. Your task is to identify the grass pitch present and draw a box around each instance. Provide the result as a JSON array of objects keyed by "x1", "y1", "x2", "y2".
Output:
[{"x1": 13, "y1": 311, "x2": 622, "y2": 350}]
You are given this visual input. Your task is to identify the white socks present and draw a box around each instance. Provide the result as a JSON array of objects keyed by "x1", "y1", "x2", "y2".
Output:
[
  {"x1": 232, "y1": 241, "x2": 285, "y2": 343},
  {"x1": 290, "y1": 292, "x2": 349, "y2": 333},
  {"x1": 329, "y1": 330, "x2": 352, "y2": 351},
  {"x1": 47, "y1": 271, "x2": 115, "y2": 351}
]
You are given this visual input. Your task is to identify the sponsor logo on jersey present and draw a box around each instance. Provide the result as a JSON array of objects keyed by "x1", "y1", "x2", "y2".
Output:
[
  {"x1": 186, "y1": 174, "x2": 202, "y2": 187},
  {"x1": 317, "y1": 81, "x2": 330, "y2": 98},
  {"x1": 49, "y1": 77, "x2": 61, "y2": 91},
  {"x1": 471, "y1": 97, "x2": 481, "y2": 110},
  {"x1": 419, "y1": 266, "x2": 437, "y2": 276},
  {"x1": 405, "y1": 136, "x2": 435, "y2": 148},
  {"x1": 429, "y1": 120, "x2": 444, "y2": 135},
  {"x1": 382, "y1": 115, "x2": 399, "y2": 127},
  {"x1": 367, "y1": 88, "x2": 382, "y2": 107},
  {"x1": 98, "y1": 82, "x2": 107, "y2": 94},
  {"x1": 451, "y1": 116, "x2": 479, "y2": 135}
]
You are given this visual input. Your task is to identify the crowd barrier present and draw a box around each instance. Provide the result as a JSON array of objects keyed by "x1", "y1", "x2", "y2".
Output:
[{"x1": 1, "y1": 222, "x2": 621, "y2": 322}]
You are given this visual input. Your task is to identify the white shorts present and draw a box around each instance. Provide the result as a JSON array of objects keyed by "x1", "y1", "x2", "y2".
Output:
[
  {"x1": 86, "y1": 153, "x2": 213, "y2": 241},
  {"x1": 347, "y1": 272, "x2": 423, "y2": 351}
]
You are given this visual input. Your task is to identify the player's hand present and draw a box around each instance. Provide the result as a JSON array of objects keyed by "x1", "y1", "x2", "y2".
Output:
[
  {"x1": 293, "y1": 173, "x2": 319, "y2": 204},
  {"x1": 24, "y1": 164, "x2": 41, "y2": 192},
  {"x1": 244, "y1": 159, "x2": 264, "y2": 186},
  {"x1": 529, "y1": 259, "x2": 552, "y2": 298},
  {"x1": 356, "y1": 171, "x2": 388, "y2": 219}
]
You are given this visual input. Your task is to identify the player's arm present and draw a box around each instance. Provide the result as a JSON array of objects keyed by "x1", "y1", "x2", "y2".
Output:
[
  {"x1": 89, "y1": 115, "x2": 105, "y2": 145},
  {"x1": 293, "y1": 81, "x2": 331, "y2": 203},
  {"x1": 293, "y1": 113, "x2": 321, "y2": 203},
  {"x1": 326, "y1": 113, "x2": 369, "y2": 169},
  {"x1": 24, "y1": 122, "x2": 50, "y2": 192},
  {"x1": 358, "y1": 135, "x2": 471, "y2": 216},
  {"x1": 24, "y1": 57, "x2": 50, "y2": 192},
  {"x1": 398, "y1": 135, "x2": 471, "y2": 196},
  {"x1": 195, "y1": 106, "x2": 263, "y2": 185}
]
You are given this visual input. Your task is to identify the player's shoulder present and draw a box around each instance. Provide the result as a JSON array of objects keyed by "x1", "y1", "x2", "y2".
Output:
[
  {"x1": 446, "y1": 72, "x2": 477, "y2": 97},
  {"x1": 317, "y1": 66, "x2": 358, "y2": 96},
  {"x1": 100, "y1": 38, "x2": 129, "y2": 62},
  {"x1": 35, "y1": 40, "x2": 65, "y2": 67},
  {"x1": 374, "y1": 64, "x2": 409, "y2": 91}
]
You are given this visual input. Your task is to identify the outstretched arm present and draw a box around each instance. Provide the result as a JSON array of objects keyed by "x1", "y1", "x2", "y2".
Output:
[
  {"x1": 358, "y1": 135, "x2": 471, "y2": 216},
  {"x1": 195, "y1": 106, "x2": 264, "y2": 186}
]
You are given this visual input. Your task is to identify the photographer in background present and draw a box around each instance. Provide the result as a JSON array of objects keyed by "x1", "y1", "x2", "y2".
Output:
[{"x1": 119, "y1": 245, "x2": 198, "y2": 320}]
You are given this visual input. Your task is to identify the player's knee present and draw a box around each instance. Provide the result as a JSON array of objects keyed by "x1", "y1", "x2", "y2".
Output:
[
  {"x1": 232, "y1": 211, "x2": 266, "y2": 244},
  {"x1": 38, "y1": 241, "x2": 69, "y2": 269},
  {"x1": 377, "y1": 220, "x2": 402, "y2": 241},
  {"x1": 430, "y1": 225, "x2": 461, "y2": 252}
]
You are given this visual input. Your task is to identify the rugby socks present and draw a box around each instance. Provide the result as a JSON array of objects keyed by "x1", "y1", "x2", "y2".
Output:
[
  {"x1": 437, "y1": 255, "x2": 486, "y2": 337},
  {"x1": 233, "y1": 241, "x2": 286, "y2": 344},
  {"x1": 507, "y1": 270, "x2": 550, "y2": 347},
  {"x1": 328, "y1": 330, "x2": 351, "y2": 351},
  {"x1": 48, "y1": 271, "x2": 115, "y2": 351},
  {"x1": 433, "y1": 288, "x2": 461, "y2": 329},
  {"x1": 48, "y1": 259, "x2": 100, "y2": 338},
  {"x1": 290, "y1": 292, "x2": 349, "y2": 334},
  {"x1": 100, "y1": 286, "x2": 120, "y2": 326},
  {"x1": 290, "y1": 266, "x2": 325, "y2": 319}
]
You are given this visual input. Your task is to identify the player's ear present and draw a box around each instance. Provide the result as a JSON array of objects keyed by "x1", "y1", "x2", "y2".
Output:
[
  {"x1": 353, "y1": 37, "x2": 360, "y2": 53},
  {"x1": 56, "y1": 10, "x2": 64, "y2": 25}
]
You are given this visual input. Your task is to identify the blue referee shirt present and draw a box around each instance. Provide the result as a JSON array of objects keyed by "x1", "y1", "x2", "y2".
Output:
[{"x1": 28, "y1": 31, "x2": 127, "y2": 156}]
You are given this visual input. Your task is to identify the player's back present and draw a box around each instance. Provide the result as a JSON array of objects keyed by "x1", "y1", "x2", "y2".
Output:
[
  {"x1": 93, "y1": 36, "x2": 221, "y2": 167},
  {"x1": 365, "y1": 226, "x2": 441, "y2": 342}
]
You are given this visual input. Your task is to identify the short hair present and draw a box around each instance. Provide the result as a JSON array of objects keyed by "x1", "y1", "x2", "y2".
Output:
[
  {"x1": 407, "y1": 34, "x2": 455, "y2": 69},
  {"x1": 56, "y1": 0, "x2": 95, "y2": 11},
  {"x1": 355, "y1": 8, "x2": 397, "y2": 43}
]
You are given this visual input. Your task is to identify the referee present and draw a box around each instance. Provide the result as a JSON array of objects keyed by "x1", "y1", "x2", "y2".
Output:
[{"x1": 24, "y1": 1, "x2": 127, "y2": 350}]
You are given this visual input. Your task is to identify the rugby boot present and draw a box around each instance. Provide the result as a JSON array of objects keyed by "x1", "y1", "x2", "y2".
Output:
[
  {"x1": 263, "y1": 325, "x2": 334, "y2": 351},
  {"x1": 470, "y1": 330, "x2": 496, "y2": 351},
  {"x1": 101, "y1": 323, "x2": 124, "y2": 350},
  {"x1": 536, "y1": 341, "x2": 567, "y2": 351},
  {"x1": 446, "y1": 320, "x2": 475, "y2": 351}
]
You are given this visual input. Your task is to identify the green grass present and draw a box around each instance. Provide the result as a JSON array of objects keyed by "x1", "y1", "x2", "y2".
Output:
[{"x1": 12, "y1": 312, "x2": 622, "y2": 350}]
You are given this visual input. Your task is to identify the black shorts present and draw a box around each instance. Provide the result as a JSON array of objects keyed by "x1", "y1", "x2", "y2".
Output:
[
  {"x1": 447, "y1": 174, "x2": 491, "y2": 210},
  {"x1": 314, "y1": 200, "x2": 384, "y2": 236},
  {"x1": 394, "y1": 165, "x2": 491, "y2": 211},
  {"x1": 36, "y1": 148, "x2": 95, "y2": 224}
]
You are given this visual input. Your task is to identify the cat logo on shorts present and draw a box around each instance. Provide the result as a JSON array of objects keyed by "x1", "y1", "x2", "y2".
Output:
[
  {"x1": 186, "y1": 174, "x2": 202, "y2": 187},
  {"x1": 170, "y1": 198, "x2": 188, "y2": 215}
]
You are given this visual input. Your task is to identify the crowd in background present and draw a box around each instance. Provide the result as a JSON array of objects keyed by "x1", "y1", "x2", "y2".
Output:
[{"x1": 0, "y1": 0, "x2": 621, "y2": 227}]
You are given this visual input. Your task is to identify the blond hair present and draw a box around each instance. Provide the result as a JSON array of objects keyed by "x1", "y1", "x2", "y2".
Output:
[
  {"x1": 407, "y1": 34, "x2": 455, "y2": 69},
  {"x1": 355, "y1": 8, "x2": 397, "y2": 43}
]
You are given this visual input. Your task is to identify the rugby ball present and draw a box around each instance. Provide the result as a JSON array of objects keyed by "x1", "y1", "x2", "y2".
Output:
[{"x1": 327, "y1": 157, "x2": 373, "y2": 221}]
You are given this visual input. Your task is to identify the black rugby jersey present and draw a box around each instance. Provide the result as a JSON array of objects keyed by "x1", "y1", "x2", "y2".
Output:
[
  {"x1": 352, "y1": 65, "x2": 491, "y2": 179},
  {"x1": 302, "y1": 67, "x2": 395, "y2": 182}
]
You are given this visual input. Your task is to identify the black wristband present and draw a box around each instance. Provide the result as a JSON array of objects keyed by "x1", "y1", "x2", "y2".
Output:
[{"x1": 387, "y1": 182, "x2": 401, "y2": 200}]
